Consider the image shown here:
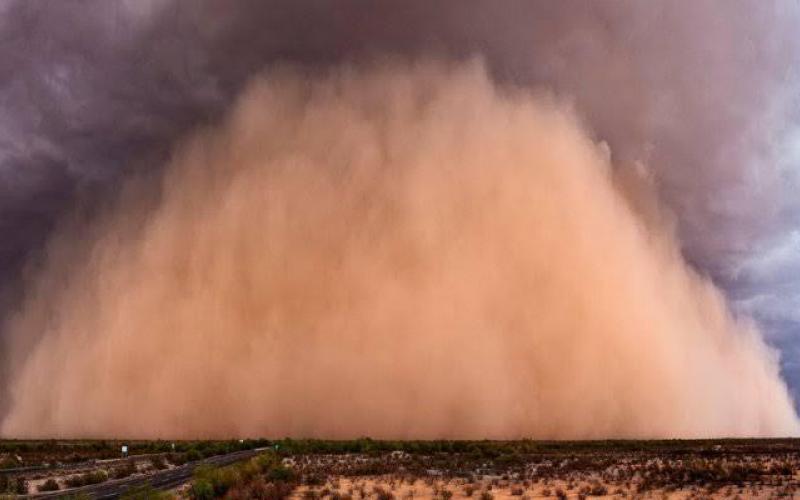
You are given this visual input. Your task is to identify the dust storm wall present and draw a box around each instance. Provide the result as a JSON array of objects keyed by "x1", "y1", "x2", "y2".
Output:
[{"x1": 2, "y1": 60, "x2": 796, "y2": 438}]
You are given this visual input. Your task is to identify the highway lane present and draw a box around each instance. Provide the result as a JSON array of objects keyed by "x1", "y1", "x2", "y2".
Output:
[{"x1": 29, "y1": 448, "x2": 269, "y2": 499}]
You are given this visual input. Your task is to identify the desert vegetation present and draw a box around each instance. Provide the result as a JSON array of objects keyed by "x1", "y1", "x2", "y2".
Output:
[
  {"x1": 2, "y1": 439, "x2": 800, "y2": 497},
  {"x1": 171, "y1": 439, "x2": 800, "y2": 499},
  {"x1": 187, "y1": 452, "x2": 295, "y2": 499},
  {"x1": 0, "y1": 438, "x2": 270, "y2": 467}
]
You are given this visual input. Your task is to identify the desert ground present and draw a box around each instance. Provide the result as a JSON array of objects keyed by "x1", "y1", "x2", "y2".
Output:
[{"x1": 2, "y1": 439, "x2": 800, "y2": 498}]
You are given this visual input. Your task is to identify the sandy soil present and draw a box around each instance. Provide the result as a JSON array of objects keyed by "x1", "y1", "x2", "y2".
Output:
[{"x1": 291, "y1": 475, "x2": 799, "y2": 499}]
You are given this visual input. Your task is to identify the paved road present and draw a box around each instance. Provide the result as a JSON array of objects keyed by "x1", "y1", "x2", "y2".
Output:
[{"x1": 29, "y1": 448, "x2": 268, "y2": 499}]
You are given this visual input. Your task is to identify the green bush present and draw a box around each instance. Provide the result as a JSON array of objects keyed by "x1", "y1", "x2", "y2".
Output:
[
  {"x1": 232, "y1": 477, "x2": 294, "y2": 500},
  {"x1": 192, "y1": 464, "x2": 240, "y2": 498},
  {"x1": 13, "y1": 477, "x2": 27, "y2": 495},
  {"x1": 113, "y1": 461, "x2": 138, "y2": 479},
  {"x1": 0, "y1": 457, "x2": 19, "y2": 470},
  {"x1": 151, "y1": 455, "x2": 167, "y2": 470},
  {"x1": 121, "y1": 484, "x2": 173, "y2": 499},
  {"x1": 187, "y1": 452, "x2": 296, "y2": 499},
  {"x1": 190, "y1": 478, "x2": 214, "y2": 500},
  {"x1": 168, "y1": 452, "x2": 187, "y2": 466},
  {"x1": 266, "y1": 463, "x2": 294, "y2": 482},
  {"x1": 86, "y1": 470, "x2": 109, "y2": 485},
  {"x1": 38, "y1": 479, "x2": 60, "y2": 492},
  {"x1": 65, "y1": 470, "x2": 108, "y2": 488}
]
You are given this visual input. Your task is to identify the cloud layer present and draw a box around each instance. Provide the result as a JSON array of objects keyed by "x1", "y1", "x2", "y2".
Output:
[
  {"x1": 2, "y1": 61, "x2": 796, "y2": 438},
  {"x1": 1, "y1": 1, "x2": 799, "y2": 427}
]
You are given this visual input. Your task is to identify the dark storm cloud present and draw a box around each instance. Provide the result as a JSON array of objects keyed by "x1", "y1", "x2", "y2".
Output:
[{"x1": 1, "y1": 0, "x2": 799, "y2": 405}]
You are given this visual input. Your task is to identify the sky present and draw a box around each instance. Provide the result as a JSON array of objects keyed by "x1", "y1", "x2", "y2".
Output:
[{"x1": 0, "y1": 0, "x2": 799, "y2": 429}]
